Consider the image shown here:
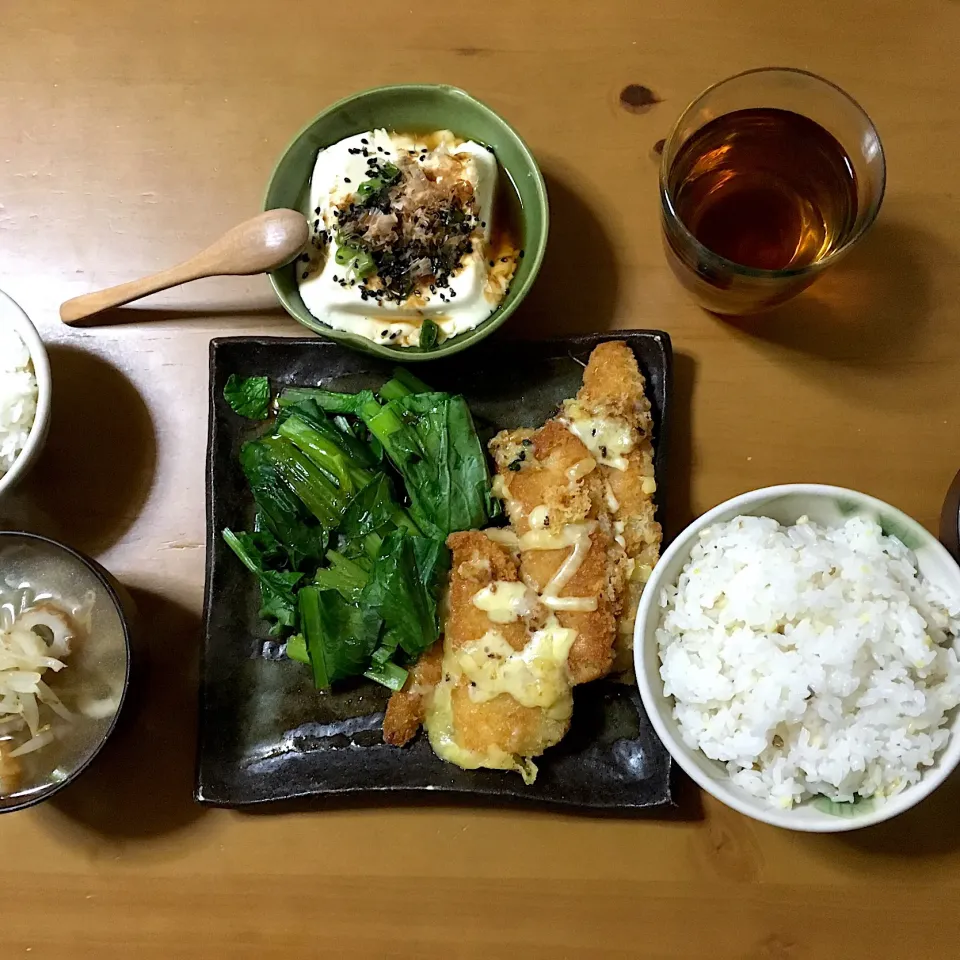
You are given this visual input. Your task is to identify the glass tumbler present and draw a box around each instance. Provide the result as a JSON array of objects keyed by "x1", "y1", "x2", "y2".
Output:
[{"x1": 659, "y1": 68, "x2": 886, "y2": 315}]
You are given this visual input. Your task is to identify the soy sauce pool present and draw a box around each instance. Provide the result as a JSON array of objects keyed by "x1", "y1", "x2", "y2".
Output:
[{"x1": 668, "y1": 108, "x2": 858, "y2": 271}]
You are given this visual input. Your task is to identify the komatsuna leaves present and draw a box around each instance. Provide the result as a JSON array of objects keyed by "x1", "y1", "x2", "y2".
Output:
[
  {"x1": 335, "y1": 474, "x2": 420, "y2": 559},
  {"x1": 360, "y1": 530, "x2": 447, "y2": 659},
  {"x1": 299, "y1": 585, "x2": 382, "y2": 689},
  {"x1": 373, "y1": 393, "x2": 495, "y2": 539},
  {"x1": 224, "y1": 374, "x2": 271, "y2": 419},
  {"x1": 222, "y1": 528, "x2": 303, "y2": 633},
  {"x1": 240, "y1": 441, "x2": 327, "y2": 570}
]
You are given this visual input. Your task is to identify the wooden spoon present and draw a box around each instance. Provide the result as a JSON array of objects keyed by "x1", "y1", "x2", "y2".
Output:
[{"x1": 60, "y1": 209, "x2": 309, "y2": 326}]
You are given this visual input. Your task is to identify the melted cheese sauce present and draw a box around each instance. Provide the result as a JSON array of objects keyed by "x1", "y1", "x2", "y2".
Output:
[
  {"x1": 483, "y1": 528, "x2": 520, "y2": 549},
  {"x1": 529, "y1": 505, "x2": 551, "y2": 529},
  {"x1": 471, "y1": 581, "x2": 535, "y2": 623},
  {"x1": 561, "y1": 402, "x2": 635, "y2": 470},
  {"x1": 540, "y1": 524, "x2": 597, "y2": 611},
  {"x1": 458, "y1": 622, "x2": 576, "y2": 708},
  {"x1": 424, "y1": 677, "x2": 537, "y2": 782},
  {"x1": 423, "y1": 617, "x2": 576, "y2": 784},
  {"x1": 613, "y1": 519, "x2": 627, "y2": 549},
  {"x1": 518, "y1": 521, "x2": 594, "y2": 552},
  {"x1": 566, "y1": 457, "x2": 597, "y2": 482}
]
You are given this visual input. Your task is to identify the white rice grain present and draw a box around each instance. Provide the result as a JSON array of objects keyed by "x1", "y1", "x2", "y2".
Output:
[
  {"x1": 0, "y1": 321, "x2": 38, "y2": 479},
  {"x1": 658, "y1": 515, "x2": 960, "y2": 808}
]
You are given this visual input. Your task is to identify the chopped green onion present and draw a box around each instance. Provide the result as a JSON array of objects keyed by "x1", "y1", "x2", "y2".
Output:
[
  {"x1": 355, "y1": 163, "x2": 400, "y2": 201},
  {"x1": 334, "y1": 243, "x2": 375, "y2": 277},
  {"x1": 419, "y1": 318, "x2": 439, "y2": 350}
]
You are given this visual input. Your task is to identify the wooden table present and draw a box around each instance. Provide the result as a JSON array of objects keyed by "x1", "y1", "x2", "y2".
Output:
[{"x1": 2, "y1": 2, "x2": 960, "y2": 957}]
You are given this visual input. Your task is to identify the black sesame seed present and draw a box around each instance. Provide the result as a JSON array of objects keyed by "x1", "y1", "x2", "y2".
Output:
[
  {"x1": 519, "y1": 249, "x2": 525, "y2": 258},
  {"x1": 361, "y1": 138, "x2": 369, "y2": 144},
  {"x1": 481, "y1": 221, "x2": 486, "y2": 228},
  {"x1": 381, "y1": 329, "x2": 389, "y2": 337},
  {"x1": 332, "y1": 275, "x2": 339, "y2": 282},
  {"x1": 314, "y1": 207, "x2": 321, "y2": 215},
  {"x1": 344, "y1": 177, "x2": 351, "y2": 183}
]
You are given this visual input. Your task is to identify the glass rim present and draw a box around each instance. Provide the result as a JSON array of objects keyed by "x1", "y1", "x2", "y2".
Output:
[{"x1": 658, "y1": 66, "x2": 887, "y2": 280}]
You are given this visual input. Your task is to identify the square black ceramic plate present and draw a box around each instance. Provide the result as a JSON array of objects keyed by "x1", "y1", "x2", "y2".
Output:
[{"x1": 198, "y1": 331, "x2": 673, "y2": 810}]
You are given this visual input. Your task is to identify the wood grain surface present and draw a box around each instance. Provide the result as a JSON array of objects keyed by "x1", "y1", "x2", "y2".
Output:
[{"x1": 2, "y1": 2, "x2": 960, "y2": 957}]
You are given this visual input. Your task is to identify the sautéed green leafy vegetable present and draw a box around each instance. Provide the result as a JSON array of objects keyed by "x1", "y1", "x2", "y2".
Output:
[{"x1": 222, "y1": 369, "x2": 494, "y2": 691}]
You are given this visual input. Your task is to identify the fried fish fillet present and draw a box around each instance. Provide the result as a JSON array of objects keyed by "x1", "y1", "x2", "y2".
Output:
[
  {"x1": 562, "y1": 341, "x2": 661, "y2": 672},
  {"x1": 382, "y1": 641, "x2": 443, "y2": 747},
  {"x1": 489, "y1": 421, "x2": 627, "y2": 684},
  {"x1": 383, "y1": 532, "x2": 573, "y2": 774}
]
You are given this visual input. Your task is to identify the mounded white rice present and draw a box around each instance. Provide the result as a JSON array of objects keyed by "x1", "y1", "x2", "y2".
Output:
[
  {"x1": 0, "y1": 322, "x2": 38, "y2": 479},
  {"x1": 658, "y1": 515, "x2": 960, "y2": 808}
]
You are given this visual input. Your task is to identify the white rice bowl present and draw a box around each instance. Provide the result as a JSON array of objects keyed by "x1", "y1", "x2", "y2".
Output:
[
  {"x1": 0, "y1": 322, "x2": 38, "y2": 480},
  {"x1": 634, "y1": 486, "x2": 960, "y2": 832},
  {"x1": 0, "y1": 290, "x2": 49, "y2": 499}
]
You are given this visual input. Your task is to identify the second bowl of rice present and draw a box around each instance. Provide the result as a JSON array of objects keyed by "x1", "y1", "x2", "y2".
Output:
[
  {"x1": 635, "y1": 484, "x2": 960, "y2": 832},
  {"x1": 0, "y1": 290, "x2": 50, "y2": 501}
]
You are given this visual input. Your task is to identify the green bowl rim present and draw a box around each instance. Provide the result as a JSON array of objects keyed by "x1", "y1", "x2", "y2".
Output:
[{"x1": 262, "y1": 83, "x2": 549, "y2": 361}]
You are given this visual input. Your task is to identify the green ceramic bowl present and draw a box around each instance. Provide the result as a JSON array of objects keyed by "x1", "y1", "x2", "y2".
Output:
[{"x1": 264, "y1": 84, "x2": 549, "y2": 362}]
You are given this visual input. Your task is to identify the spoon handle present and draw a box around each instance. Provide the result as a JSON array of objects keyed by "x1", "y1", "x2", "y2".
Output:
[
  {"x1": 59, "y1": 210, "x2": 308, "y2": 327},
  {"x1": 59, "y1": 261, "x2": 214, "y2": 326}
]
